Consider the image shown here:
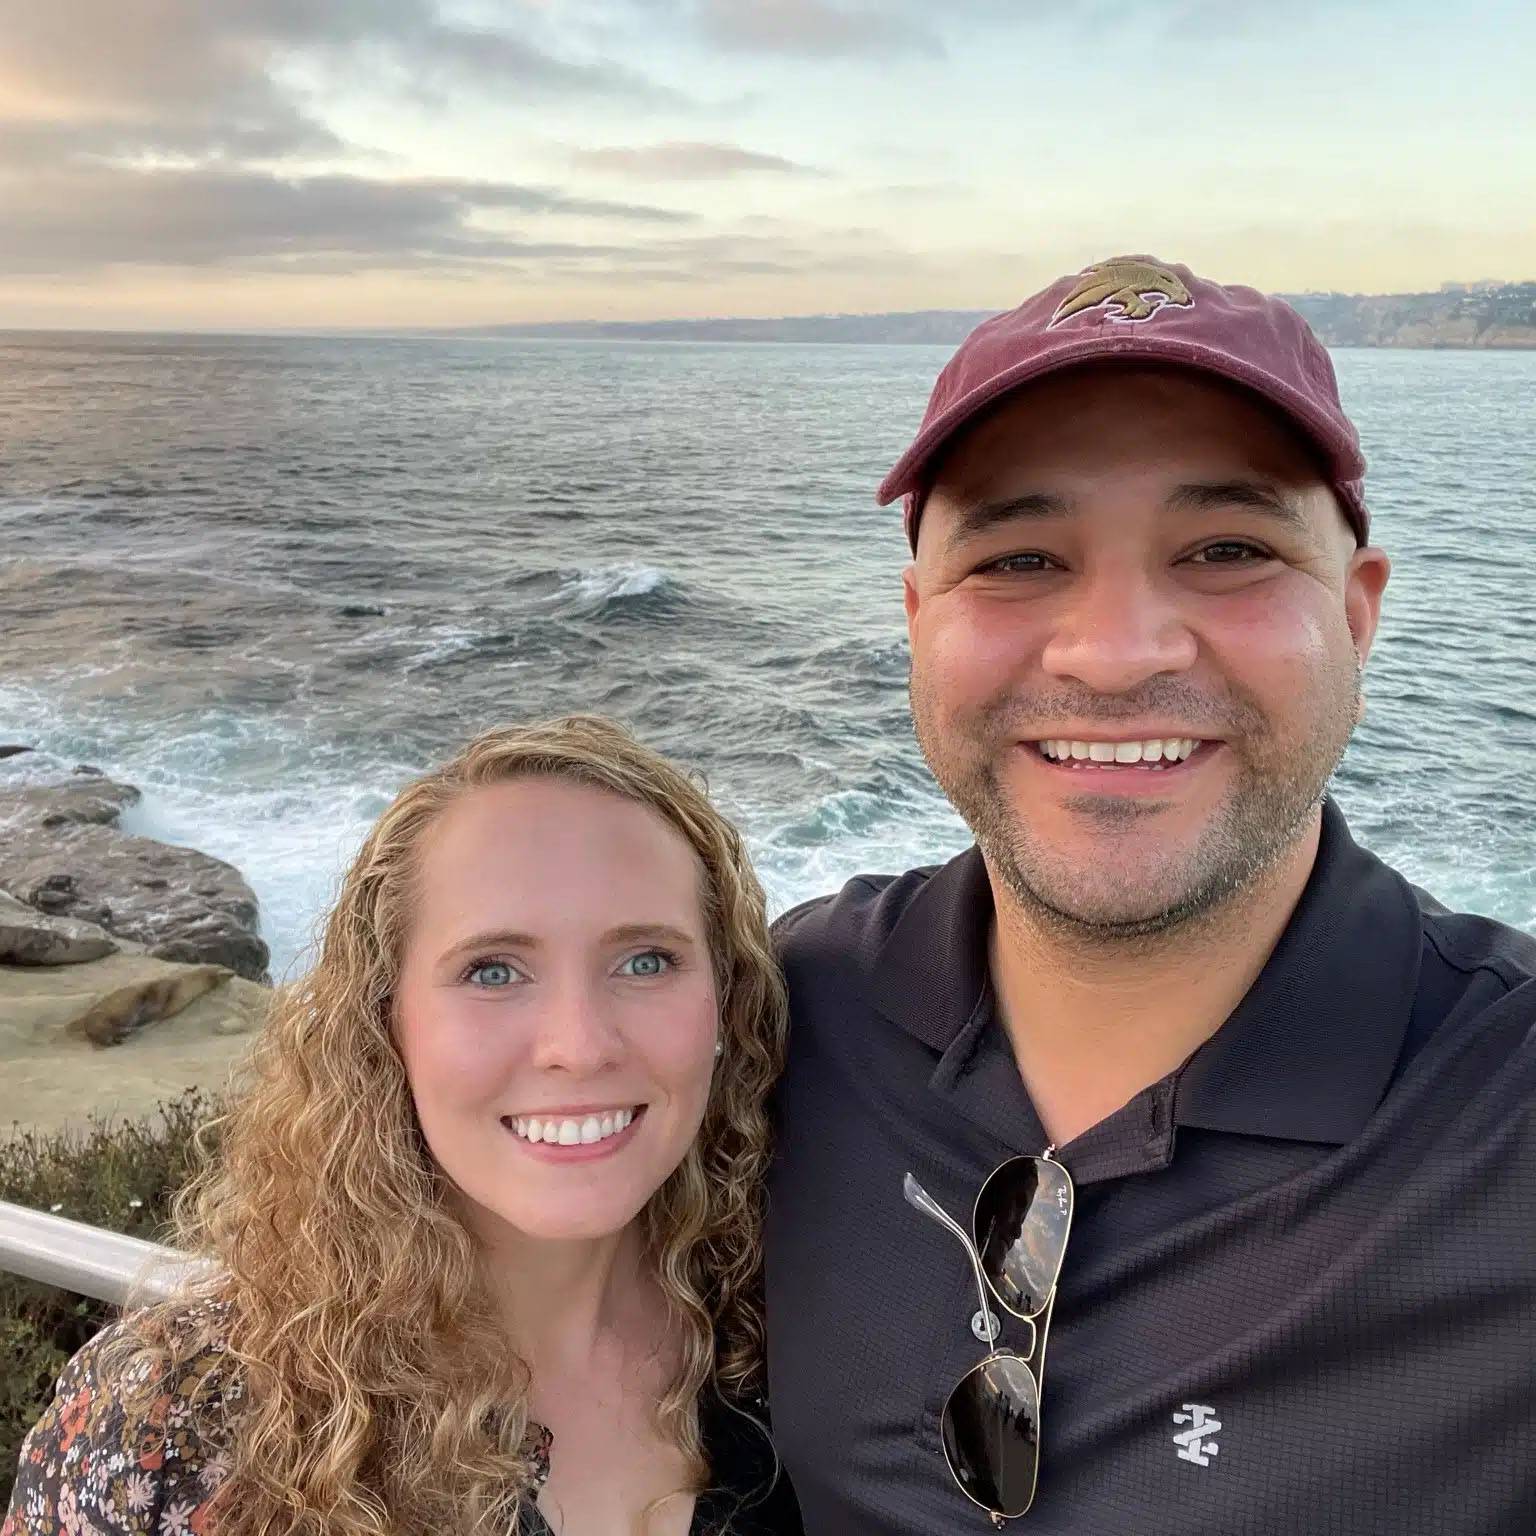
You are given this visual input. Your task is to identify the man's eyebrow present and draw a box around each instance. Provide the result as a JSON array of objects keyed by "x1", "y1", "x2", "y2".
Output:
[
  {"x1": 943, "y1": 492, "x2": 1074, "y2": 556},
  {"x1": 1166, "y1": 479, "x2": 1310, "y2": 529}
]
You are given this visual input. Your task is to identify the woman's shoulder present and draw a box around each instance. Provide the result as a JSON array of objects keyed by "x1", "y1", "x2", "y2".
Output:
[{"x1": 3, "y1": 1303, "x2": 239, "y2": 1536}]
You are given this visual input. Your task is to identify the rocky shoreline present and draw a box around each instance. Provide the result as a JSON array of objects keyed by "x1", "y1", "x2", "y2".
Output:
[{"x1": 0, "y1": 747, "x2": 271, "y2": 1134}]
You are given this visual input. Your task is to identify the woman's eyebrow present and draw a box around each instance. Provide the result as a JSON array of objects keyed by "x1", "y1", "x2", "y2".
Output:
[
  {"x1": 440, "y1": 923, "x2": 697, "y2": 961},
  {"x1": 441, "y1": 928, "x2": 541, "y2": 961},
  {"x1": 602, "y1": 923, "x2": 698, "y2": 947}
]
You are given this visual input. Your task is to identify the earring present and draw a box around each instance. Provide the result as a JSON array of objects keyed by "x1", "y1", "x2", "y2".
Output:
[{"x1": 714, "y1": 1039, "x2": 724, "y2": 1058}]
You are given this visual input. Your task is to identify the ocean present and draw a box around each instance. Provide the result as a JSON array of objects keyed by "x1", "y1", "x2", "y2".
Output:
[{"x1": 2, "y1": 332, "x2": 1534, "y2": 981}]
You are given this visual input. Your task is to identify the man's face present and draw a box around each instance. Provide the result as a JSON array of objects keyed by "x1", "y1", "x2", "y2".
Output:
[{"x1": 904, "y1": 365, "x2": 1390, "y2": 937}]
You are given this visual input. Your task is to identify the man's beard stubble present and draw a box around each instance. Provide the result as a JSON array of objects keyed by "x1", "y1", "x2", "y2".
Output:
[{"x1": 909, "y1": 663, "x2": 1363, "y2": 947}]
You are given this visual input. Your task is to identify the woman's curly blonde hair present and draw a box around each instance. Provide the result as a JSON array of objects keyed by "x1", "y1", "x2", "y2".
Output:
[{"x1": 116, "y1": 714, "x2": 788, "y2": 1535}]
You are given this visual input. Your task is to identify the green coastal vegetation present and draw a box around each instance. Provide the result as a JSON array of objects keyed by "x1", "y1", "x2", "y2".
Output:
[
  {"x1": 0, "y1": 1091, "x2": 217, "y2": 1509},
  {"x1": 456, "y1": 281, "x2": 1536, "y2": 349}
]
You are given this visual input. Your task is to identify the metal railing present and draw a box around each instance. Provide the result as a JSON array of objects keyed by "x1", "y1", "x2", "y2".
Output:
[{"x1": 0, "y1": 1198, "x2": 207, "y2": 1306}]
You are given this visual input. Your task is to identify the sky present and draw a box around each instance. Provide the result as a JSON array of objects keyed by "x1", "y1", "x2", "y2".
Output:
[{"x1": 1, "y1": 0, "x2": 1533, "y2": 330}]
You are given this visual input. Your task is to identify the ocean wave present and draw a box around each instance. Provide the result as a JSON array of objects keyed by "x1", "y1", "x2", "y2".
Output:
[
  {"x1": 395, "y1": 623, "x2": 486, "y2": 673},
  {"x1": 556, "y1": 562, "x2": 674, "y2": 612},
  {"x1": 750, "y1": 782, "x2": 969, "y2": 917}
]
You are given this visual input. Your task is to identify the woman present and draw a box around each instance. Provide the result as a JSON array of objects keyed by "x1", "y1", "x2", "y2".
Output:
[{"x1": 5, "y1": 715, "x2": 799, "y2": 1535}]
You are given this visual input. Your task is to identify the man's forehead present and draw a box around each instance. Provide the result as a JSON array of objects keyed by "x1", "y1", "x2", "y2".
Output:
[{"x1": 925, "y1": 366, "x2": 1337, "y2": 515}]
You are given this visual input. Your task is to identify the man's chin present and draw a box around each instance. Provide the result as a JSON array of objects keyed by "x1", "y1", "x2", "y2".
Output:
[
  {"x1": 979, "y1": 826, "x2": 1241, "y2": 939},
  {"x1": 1010, "y1": 876, "x2": 1206, "y2": 937}
]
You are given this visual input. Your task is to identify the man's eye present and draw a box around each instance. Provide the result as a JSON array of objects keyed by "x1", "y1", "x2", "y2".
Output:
[
  {"x1": 464, "y1": 959, "x2": 518, "y2": 987},
  {"x1": 979, "y1": 552, "x2": 1054, "y2": 575},
  {"x1": 1188, "y1": 541, "x2": 1269, "y2": 565},
  {"x1": 619, "y1": 949, "x2": 677, "y2": 978}
]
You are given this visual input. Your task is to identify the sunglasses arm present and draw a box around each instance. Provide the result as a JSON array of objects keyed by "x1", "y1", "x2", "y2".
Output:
[{"x1": 903, "y1": 1173, "x2": 999, "y2": 1345}]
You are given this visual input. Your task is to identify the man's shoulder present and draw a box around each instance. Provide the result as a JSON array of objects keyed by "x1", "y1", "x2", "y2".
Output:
[
  {"x1": 1399, "y1": 882, "x2": 1536, "y2": 1089},
  {"x1": 1413, "y1": 883, "x2": 1536, "y2": 997},
  {"x1": 772, "y1": 863, "x2": 944, "y2": 976}
]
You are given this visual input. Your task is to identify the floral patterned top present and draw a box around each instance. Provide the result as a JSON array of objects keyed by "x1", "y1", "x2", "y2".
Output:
[
  {"x1": 1, "y1": 1317, "x2": 551, "y2": 1536},
  {"x1": 5, "y1": 1320, "x2": 796, "y2": 1535}
]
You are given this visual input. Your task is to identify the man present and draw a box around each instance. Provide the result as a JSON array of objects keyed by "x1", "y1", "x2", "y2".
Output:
[{"x1": 765, "y1": 257, "x2": 1535, "y2": 1534}]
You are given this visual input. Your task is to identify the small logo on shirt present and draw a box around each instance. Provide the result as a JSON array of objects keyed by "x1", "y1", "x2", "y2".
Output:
[{"x1": 1172, "y1": 1404, "x2": 1221, "y2": 1467}]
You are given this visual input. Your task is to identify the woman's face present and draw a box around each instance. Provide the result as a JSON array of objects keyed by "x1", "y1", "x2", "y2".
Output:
[{"x1": 394, "y1": 777, "x2": 720, "y2": 1244}]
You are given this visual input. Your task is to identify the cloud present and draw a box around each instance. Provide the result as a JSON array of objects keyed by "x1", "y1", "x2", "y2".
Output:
[
  {"x1": 0, "y1": 1, "x2": 674, "y2": 157},
  {"x1": 570, "y1": 141, "x2": 821, "y2": 178},
  {"x1": 0, "y1": 0, "x2": 696, "y2": 277},
  {"x1": 689, "y1": 0, "x2": 937, "y2": 57},
  {"x1": 0, "y1": 166, "x2": 691, "y2": 275}
]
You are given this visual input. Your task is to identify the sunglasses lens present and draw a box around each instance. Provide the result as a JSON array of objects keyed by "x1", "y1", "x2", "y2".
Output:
[
  {"x1": 975, "y1": 1156, "x2": 1073, "y2": 1318},
  {"x1": 941, "y1": 1354, "x2": 1041, "y2": 1520}
]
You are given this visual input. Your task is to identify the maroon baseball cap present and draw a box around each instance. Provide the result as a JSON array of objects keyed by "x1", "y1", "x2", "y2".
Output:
[{"x1": 878, "y1": 255, "x2": 1368, "y2": 549}]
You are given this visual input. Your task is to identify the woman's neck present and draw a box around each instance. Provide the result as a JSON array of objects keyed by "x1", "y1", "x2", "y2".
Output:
[{"x1": 470, "y1": 1210, "x2": 660, "y2": 1377}]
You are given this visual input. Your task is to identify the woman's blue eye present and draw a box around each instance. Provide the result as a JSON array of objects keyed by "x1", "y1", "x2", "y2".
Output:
[
  {"x1": 467, "y1": 960, "x2": 516, "y2": 988},
  {"x1": 621, "y1": 950, "x2": 673, "y2": 978}
]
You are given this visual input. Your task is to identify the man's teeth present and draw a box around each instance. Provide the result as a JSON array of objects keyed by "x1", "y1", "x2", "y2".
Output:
[
  {"x1": 510, "y1": 1108, "x2": 637, "y2": 1145},
  {"x1": 1036, "y1": 738, "x2": 1200, "y2": 764}
]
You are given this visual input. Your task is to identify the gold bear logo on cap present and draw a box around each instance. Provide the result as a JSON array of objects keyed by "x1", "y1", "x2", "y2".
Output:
[{"x1": 1048, "y1": 257, "x2": 1194, "y2": 328}]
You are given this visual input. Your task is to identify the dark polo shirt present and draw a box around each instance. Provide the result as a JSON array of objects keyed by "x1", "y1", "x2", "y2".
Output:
[{"x1": 765, "y1": 800, "x2": 1536, "y2": 1535}]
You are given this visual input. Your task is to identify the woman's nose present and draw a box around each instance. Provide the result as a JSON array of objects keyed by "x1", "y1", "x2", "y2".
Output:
[{"x1": 527, "y1": 982, "x2": 624, "y2": 1074}]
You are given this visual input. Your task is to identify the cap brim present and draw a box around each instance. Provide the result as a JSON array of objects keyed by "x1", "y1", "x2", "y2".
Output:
[{"x1": 875, "y1": 332, "x2": 1366, "y2": 510}]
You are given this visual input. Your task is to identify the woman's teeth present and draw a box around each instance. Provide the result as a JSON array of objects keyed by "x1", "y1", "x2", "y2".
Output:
[
  {"x1": 509, "y1": 1108, "x2": 637, "y2": 1146},
  {"x1": 1036, "y1": 737, "x2": 1200, "y2": 765}
]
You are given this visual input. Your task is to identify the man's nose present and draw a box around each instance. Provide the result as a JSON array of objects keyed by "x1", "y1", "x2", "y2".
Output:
[
  {"x1": 1039, "y1": 567, "x2": 1197, "y2": 693},
  {"x1": 528, "y1": 981, "x2": 624, "y2": 1075}
]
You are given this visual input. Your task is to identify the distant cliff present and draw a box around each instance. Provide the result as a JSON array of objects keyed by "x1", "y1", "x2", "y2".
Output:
[
  {"x1": 464, "y1": 309, "x2": 997, "y2": 344},
  {"x1": 463, "y1": 282, "x2": 1536, "y2": 348},
  {"x1": 1284, "y1": 283, "x2": 1536, "y2": 348}
]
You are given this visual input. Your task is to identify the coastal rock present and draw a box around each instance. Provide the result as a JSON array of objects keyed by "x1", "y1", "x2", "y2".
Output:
[
  {"x1": 5, "y1": 767, "x2": 142, "y2": 829},
  {"x1": 0, "y1": 890, "x2": 123, "y2": 965},
  {"x1": 0, "y1": 951, "x2": 270, "y2": 1133},
  {"x1": 0, "y1": 771, "x2": 270, "y2": 983},
  {"x1": 0, "y1": 745, "x2": 33, "y2": 760}
]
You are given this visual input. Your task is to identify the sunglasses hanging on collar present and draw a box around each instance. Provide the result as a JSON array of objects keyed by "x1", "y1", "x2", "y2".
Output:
[{"x1": 903, "y1": 1148, "x2": 1075, "y2": 1524}]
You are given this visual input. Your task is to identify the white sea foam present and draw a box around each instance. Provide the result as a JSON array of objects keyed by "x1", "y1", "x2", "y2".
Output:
[
  {"x1": 749, "y1": 786, "x2": 970, "y2": 920},
  {"x1": 561, "y1": 563, "x2": 669, "y2": 606},
  {"x1": 395, "y1": 623, "x2": 484, "y2": 672}
]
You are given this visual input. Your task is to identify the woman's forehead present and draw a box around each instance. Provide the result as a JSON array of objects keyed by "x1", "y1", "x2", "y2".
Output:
[{"x1": 412, "y1": 778, "x2": 708, "y2": 933}]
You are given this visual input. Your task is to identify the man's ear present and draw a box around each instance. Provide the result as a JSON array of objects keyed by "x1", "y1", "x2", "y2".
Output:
[
  {"x1": 902, "y1": 563, "x2": 920, "y2": 639},
  {"x1": 1345, "y1": 545, "x2": 1390, "y2": 724},
  {"x1": 1344, "y1": 545, "x2": 1391, "y2": 666}
]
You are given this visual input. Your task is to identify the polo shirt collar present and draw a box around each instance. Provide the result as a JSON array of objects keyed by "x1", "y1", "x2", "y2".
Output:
[
  {"x1": 865, "y1": 798, "x2": 1424, "y2": 1148},
  {"x1": 1172, "y1": 797, "x2": 1423, "y2": 1143}
]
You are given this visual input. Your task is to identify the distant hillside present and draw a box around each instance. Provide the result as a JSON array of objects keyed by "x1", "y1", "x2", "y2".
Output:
[
  {"x1": 1284, "y1": 283, "x2": 1536, "y2": 348},
  {"x1": 463, "y1": 282, "x2": 1536, "y2": 349},
  {"x1": 463, "y1": 309, "x2": 996, "y2": 345}
]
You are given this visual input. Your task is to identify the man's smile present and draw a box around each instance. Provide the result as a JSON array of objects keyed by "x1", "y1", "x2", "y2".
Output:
[
  {"x1": 1016, "y1": 734, "x2": 1223, "y2": 797},
  {"x1": 1030, "y1": 736, "x2": 1205, "y2": 766}
]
